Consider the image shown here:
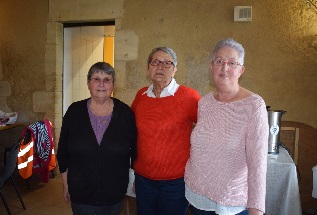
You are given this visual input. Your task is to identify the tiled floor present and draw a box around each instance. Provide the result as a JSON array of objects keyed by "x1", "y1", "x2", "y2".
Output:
[
  {"x1": 0, "y1": 172, "x2": 72, "y2": 215},
  {"x1": 0, "y1": 171, "x2": 195, "y2": 215},
  {"x1": 0, "y1": 171, "x2": 137, "y2": 215}
]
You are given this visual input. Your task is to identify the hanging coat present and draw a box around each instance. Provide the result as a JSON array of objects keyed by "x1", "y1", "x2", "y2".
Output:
[
  {"x1": 17, "y1": 119, "x2": 56, "y2": 182},
  {"x1": 17, "y1": 129, "x2": 34, "y2": 179}
]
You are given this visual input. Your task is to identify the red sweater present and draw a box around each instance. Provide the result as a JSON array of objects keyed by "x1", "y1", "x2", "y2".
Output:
[{"x1": 131, "y1": 86, "x2": 200, "y2": 180}]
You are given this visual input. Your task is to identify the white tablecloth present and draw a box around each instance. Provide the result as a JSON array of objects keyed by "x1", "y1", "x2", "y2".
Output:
[
  {"x1": 266, "y1": 147, "x2": 302, "y2": 215},
  {"x1": 126, "y1": 147, "x2": 302, "y2": 214}
]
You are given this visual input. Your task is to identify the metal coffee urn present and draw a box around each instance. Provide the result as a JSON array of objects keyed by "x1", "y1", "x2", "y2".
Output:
[{"x1": 267, "y1": 110, "x2": 286, "y2": 154}]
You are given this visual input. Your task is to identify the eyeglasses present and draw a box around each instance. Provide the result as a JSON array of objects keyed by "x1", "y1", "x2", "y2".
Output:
[
  {"x1": 149, "y1": 59, "x2": 174, "y2": 68},
  {"x1": 212, "y1": 58, "x2": 242, "y2": 69},
  {"x1": 90, "y1": 77, "x2": 113, "y2": 84}
]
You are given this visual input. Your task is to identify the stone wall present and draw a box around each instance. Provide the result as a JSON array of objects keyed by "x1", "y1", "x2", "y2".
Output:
[
  {"x1": 1, "y1": 0, "x2": 317, "y2": 211},
  {"x1": 0, "y1": 1, "x2": 48, "y2": 124},
  {"x1": 0, "y1": 1, "x2": 316, "y2": 144},
  {"x1": 47, "y1": 0, "x2": 317, "y2": 130}
]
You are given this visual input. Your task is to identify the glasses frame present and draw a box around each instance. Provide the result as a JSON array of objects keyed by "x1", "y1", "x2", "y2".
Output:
[
  {"x1": 212, "y1": 58, "x2": 242, "y2": 69},
  {"x1": 89, "y1": 77, "x2": 113, "y2": 84},
  {"x1": 149, "y1": 59, "x2": 174, "y2": 68}
]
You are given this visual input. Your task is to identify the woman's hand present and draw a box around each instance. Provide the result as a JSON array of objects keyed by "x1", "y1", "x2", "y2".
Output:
[
  {"x1": 63, "y1": 185, "x2": 71, "y2": 203},
  {"x1": 61, "y1": 171, "x2": 70, "y2": 203}
]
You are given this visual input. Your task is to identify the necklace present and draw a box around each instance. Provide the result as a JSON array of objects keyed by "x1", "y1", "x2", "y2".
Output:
[{"x1": 90, "y1": 99, "x2": 111, "y2": 124}]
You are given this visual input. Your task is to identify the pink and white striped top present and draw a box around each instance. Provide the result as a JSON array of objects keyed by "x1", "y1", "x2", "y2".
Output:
[{"x1": 185, "y1": 92, "x2": 269, "y2": 213}]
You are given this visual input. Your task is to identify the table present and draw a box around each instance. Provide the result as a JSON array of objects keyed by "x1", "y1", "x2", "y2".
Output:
[
  {"x1": 266, "y1": 147, "x2": 302, "y2": 215},
  {"x1": 0, "y1": 123, "x2": 25, "y2": 131},
  {"x1": 126, "y1": 147, "x2": 302, "y2": 214}
]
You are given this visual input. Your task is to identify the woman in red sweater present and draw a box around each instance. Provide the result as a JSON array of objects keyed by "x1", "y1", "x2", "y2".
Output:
[{"x1": 131, "y1": 47, "x2": 201, "y2": 215}]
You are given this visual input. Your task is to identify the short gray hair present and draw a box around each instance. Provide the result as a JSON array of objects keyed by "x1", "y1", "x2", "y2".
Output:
[
  {"x1": 210, "y1": 38, "x2": 245, "y2": 65},
  {"x1": 87, "y1": 62, "x2": 115, "y2": 82},
  {"x1": 147, "y1": 47, "x2": 177, "y2": 67}
]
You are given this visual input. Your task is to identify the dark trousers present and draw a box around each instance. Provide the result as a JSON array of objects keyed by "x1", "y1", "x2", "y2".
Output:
[
  {"x1": 190, "y1": 205, "x2": 249, "y2": 215},
  {"x1": 71, "y1": 200, "x2": 123, "y2": 215},
  {"x1": 135, "y1": 173, "x2": 189, "y2": 215}
]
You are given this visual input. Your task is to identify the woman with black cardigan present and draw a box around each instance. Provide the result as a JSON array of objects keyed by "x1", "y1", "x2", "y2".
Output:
[{"x1": 57, "y1": 62, "x2": 137, "y2": 215}]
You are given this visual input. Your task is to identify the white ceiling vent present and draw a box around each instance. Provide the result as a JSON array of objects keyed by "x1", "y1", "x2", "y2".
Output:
[{"x1": 234, "y1": 6, "x2": 252, "y2": 22}]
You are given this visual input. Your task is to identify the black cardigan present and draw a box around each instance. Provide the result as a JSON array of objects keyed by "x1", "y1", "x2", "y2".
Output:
[{"x1": 57, "y1": 98, "x2": 137, "y2": 205}]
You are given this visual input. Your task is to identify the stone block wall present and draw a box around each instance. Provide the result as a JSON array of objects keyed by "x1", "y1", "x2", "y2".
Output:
[{"x1": 1, "y1": 0, "x2": 317, "y2": 211}]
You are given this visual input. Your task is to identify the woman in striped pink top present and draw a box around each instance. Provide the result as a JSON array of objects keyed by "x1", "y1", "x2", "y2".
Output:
[{"x1": 185, "y1": 38, "x2": 269, "y2": 215}]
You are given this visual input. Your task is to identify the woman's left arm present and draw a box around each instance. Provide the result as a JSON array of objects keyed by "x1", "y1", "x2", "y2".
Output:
[
  {"x1": 130, "y1": 112, "x2": 137, "y2": 169},
  {"x1": 245, "y1": 100, "x2": 269, "y2": 213}
]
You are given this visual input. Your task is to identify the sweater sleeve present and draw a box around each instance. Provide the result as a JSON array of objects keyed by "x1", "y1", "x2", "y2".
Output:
[
  {"x1": 127, "y1": 106, "x2": 137, "y2": 169},
  {"x1": 245, "y1": 98, "x2": 269, "y2": 213},
  {"x1": 130, "y1": 89, "x2": 144, "y2": 168},
  {"x1": 131, "y1": 88, "x2": 145, "y2": 113},
  {"x1": 188, "y1": 88, "x2": 201, "y2": 123},
  {"x1": 177, "y1": 86, "x2": 201, "y2": 124},
  {"x1": 56, "y1": 106, "x2": 72, "y2": 173}
]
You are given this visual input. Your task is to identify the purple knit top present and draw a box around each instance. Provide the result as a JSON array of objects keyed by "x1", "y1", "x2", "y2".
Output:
[{"x1": 87, "y1": 99, "x2": 112, "y2": 145}]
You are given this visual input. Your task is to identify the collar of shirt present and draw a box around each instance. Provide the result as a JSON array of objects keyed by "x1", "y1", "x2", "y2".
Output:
[{"x1": 142, "y1": 78, "x2": 180, "y2": 98}]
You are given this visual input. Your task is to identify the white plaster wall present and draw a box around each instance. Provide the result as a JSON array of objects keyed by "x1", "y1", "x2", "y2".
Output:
[{"x1": 63, "y1": 26, "x2": 104, "y2": 115}]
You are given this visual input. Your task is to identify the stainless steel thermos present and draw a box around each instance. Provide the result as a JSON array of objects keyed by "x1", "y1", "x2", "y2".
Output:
[{"x1": 267, "y1": 110, "x2": 286, "y2": 154}]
